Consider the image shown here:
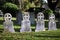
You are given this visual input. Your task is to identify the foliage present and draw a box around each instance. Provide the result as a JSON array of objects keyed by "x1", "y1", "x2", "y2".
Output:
[
  {"x1": 44, "y1": 9, "x2": 53, "y2": 15},
  {"x1": 26, "y1": 2, "x2": 35, "y2": 9},
  {"x1": 44, "y1": 9, "x2": 53, "y2": 19},
  {"x1": 2, "y1": 2, "x2": 19, "y2": 16},
  {"x1": 3, "y1": 2, "x2": 18, "y2": 10},
  {"x1": 23, "y1": 0, "x2": 35, "y2": 11},
  {"x1": 23, "y1": 0, "x2": 42, "y2": 11},
  {"x1": 0, "y1": 0, "x2": 5, "y2": 10}
]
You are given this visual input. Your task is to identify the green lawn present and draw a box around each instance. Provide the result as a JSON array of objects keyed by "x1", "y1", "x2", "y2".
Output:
[
  {"x1": 0, "y1": 30, "x2": 60, "y2": 40},
  {"x1": 0, "y1": 17, "x2": 60, "y2": 40}
]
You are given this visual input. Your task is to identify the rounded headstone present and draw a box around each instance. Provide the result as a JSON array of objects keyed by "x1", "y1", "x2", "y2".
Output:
[
  {"x1": 37, "y1": 12, "x2": 44, "y2": 21},
  {"x1": 35, "y1": 12, "x2": 45, "y2": 32},
  {"x1": 23, "y1": 12, "x2": 30, "y2": 20},
  {"x1": 49, "y1": 14, "x2": 55, "y2": 21},
  {"x1": 4, "y1": 13, "x2": 12, "y2": 22},
  {"x1": 20, "y1": 12, "x2": 31, "y2": 32},
  {"x1": 48, "y1": 14, "x2": 57, "y2": 30},
  {"x1": 3, "y1": 13, "x2": 15, "y2": 33}
]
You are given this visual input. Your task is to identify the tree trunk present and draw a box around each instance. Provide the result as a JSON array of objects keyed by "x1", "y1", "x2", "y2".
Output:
[
  {"x1": 16, "y1": 11, "x2": 22, "y2": 25},
  {"x1": 48, "y1": 0, "x2": 59, "y2": 10},
  {"x1": 29, "y1": 12, "x2": 35, "y2": 25}
]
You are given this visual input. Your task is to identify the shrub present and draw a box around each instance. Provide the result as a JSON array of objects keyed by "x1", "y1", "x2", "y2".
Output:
[
  {"x1": 44, "y1": 9, "x2": 53, "y2": 15},
  {"x1": 44, "y1": 9, "x2": 53, "y2": 19},
  {"x1": 2, "y1": 2, "x2": 19, "y2": 17}
]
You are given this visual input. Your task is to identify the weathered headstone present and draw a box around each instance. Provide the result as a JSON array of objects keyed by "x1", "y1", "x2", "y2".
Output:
[
  {"x1": 42, "y1": 3, "x2": 49, "y2": 10},
  {"x1": 35, "y1": 12, "x2": 45, "y2": 32},
  {"x1": 48, "y1": 14, "x2": 57, "y2": 30},
  {"x1": 0, "y1": 10, "x2": 3, "y2": 17},
  {"x1": 3, "y1": 13, "x2": 15, "y2": 33},
  {"x1": 59, "y1": 9, "x2": 60, "y2": 13},
  {"x1": 20, "y1": 12, "x2": 31, "y2": 32}
]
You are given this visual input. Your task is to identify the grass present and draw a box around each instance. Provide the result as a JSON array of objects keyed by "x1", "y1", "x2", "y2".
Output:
[
  {"x1": 0, "y1": 17, "x2": 60, "y2": 40},
  {"x1": 0, "y1": 30, "x2": 60, "y2": 40}
]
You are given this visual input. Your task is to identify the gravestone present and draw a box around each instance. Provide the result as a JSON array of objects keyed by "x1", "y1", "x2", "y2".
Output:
[
  {"x1": 59, "y1": 9, "x2": 60, "y2": 13},
  {"x1": 20, "y1": 12, "x2": 31, "y2": 32},
  {"x1": 35, "y1": 12, "x2": 45, "y2": 32},
  {"x1": 48, "y1": 14, "x2": 57, "y2": 30},
  {"x1": 3, "y1": 13, "x2": 15, "y2": 33},
  {"x1": 0, "y1": 10, "x2": 3, "y2": 17},
  {"x1": 42, "y1": 3, "x2": 49, "y2": 10}
]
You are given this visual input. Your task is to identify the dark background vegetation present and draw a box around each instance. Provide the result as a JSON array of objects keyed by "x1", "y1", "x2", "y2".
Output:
[{"x1": 0, "y1": 0, "x2": 60, "y2": 18}]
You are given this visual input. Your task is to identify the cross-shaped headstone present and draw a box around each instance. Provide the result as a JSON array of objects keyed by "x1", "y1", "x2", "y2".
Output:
[
  {"x1": 49, "y1": 14, "x2": 55, "y2": 22},
  {"x1": 20, "y1": 12, "x2": 31, "y2": 32},
  {"x1": 4, "y1": 13, "x2": 12, "y2": 22},
  {"x1": 23, "y1": 12, "x2": 30, "y2": 20},
  {"x1": 48, "y1": 14, "x2": 57, "y2": 30},
  {"x1": 35, "y1": 12, "x2": 45, "y2": 32},
  {"x1": 37, "y1": 12, "x2": 44, "y2": 21},
  {"x1": 3, "y1": 13, "x2": 15, "y2": 33}
]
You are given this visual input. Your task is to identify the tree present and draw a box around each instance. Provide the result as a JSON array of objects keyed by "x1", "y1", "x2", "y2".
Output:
[
  {"x1": 2, "y1": 2, "x2": 19, "y2": 17},
  {"x1": 16, "y1": 0, "x2": 25, "y2": 24},
  {"x1": 47, "y1": 0, "x2": 59, "y2": 11}
]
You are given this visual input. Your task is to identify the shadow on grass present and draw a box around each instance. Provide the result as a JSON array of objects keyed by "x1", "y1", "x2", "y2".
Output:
[
  {"x1": 12, "y1": 20, "x2": 20, "y2": 26},
  {"x1": 34, "y1": 35, "x2": 60, "y2": 38},
  {"x1": 0, "y1": 20, "x2": 4, "y2": 25}
]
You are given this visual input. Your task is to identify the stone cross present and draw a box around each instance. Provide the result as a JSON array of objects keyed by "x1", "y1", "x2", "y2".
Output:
[
  {"x1": 48, "y1": 14, "x2": 57, "y2": 30},
  {"x1": 20, "y1": 12, "x2": 31, "y2": 32},
  {"x1": 4, "y1": 13, "x2": 12, "y2": 22},
  {"x1": 3, "y1": 13, "x2": 15, "y2": 33},
  {"x1": 35, "y1": 12, "x2": 45, "y2": 32},
  {"x1": 23, "y1": 12, "x2": 30, "y2": 20}
]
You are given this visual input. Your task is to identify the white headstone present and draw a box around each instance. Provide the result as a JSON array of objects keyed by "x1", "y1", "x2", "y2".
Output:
[
  {"x1": 35, "y1": 12, "x2": 45, "y2": 32},
  {"x1": 48, "y1": 14, "x2": 57, "y2": 30},
  {"x1": 20, "y1": 12, "x2": 31, "y2": 32},
  {"x1": 3, "y1": 13, "x2": 15, "y2": 33}
]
